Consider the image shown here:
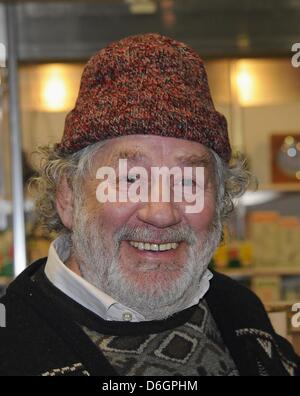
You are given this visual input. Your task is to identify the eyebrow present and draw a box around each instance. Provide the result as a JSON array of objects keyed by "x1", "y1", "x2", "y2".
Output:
[
  {"x1": 175, "y1": 153, "x2": 212, "y2": 168},
  {"x1": 108, "y1": 149, "x2": 149, "y2": 167}
]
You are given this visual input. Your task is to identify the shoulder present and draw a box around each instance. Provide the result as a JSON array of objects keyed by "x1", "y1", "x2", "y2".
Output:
[
  {"x1": 0, "y1": 259, "x2": 50, "y2": 374},
  {"x1": 207, "y1": 270, "x2": 272, "y2": 333},
  {"x1": 208, "y1": 271, "x2": 300, "y2": 376},
  {"x1": 209, "y1": 270, "x2": 267, "y2": 314}
]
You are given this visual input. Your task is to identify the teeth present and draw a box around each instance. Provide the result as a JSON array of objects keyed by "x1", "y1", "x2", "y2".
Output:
[
  {"x1": 160, "y1": 243, "x2": 172, "y2": 251},
  {"x1": 150, "y1": 244, "x2": 159, "y2": 251},
  {"x1": 129, "y1": 241, "x2": 179, "y2": 252},
  {"x1": 138, "y1": 242, "x2": 144, "y2": 250},
  {"x1": 159, "y1": 244, "x2": 167, "y2": 251}
]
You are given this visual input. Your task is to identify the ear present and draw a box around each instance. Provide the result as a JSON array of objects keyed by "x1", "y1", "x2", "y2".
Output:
[{"x1": 56, "y1": 175, "x2": 74, "y2": 230}]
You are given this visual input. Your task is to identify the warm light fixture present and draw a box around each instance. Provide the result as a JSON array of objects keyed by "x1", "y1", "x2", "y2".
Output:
[
  {"x1": 125, "y1": 0, "x2": 157, "y2": 15},
  {"x1": 236, "y1": 67, "x2": 253, "y2": 105},
  {"x1": 20, "y1": 64, "x2": 83, "y2": 112},
  {"x1": 42, "y1": 66, "x2": 68, "y2": 112}
]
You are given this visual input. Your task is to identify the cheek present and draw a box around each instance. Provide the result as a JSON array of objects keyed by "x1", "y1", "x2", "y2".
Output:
[
  {"x1": 102, "y1": 203, "x2": 133, "y2": 226},
  {"x1": 85, "y1": 197, "x2": 138, "y2": 234},
  {"x1": 185, "y1": 191, "x2": 216, "y2": 233},
  {"x1": 84, "y1": 181, "x2": 137, "y2": 230}
]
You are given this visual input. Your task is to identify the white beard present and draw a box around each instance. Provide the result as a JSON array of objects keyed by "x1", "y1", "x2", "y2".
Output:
[{"x1": 71, "y1": 205, "x2": 222, "y2": 321}]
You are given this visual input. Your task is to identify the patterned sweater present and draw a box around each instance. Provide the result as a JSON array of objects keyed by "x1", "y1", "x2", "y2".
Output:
[
  {"x1": 0, "y1": 258, "x2": 299, "y2": 376},
  {"x1": 81, "y1": 299, "x2": 239, "y2": 376}
]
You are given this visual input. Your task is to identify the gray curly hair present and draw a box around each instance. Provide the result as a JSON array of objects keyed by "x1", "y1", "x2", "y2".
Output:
[{"x1": 31, "y1": 140, "x2": 253, "y2": 234}]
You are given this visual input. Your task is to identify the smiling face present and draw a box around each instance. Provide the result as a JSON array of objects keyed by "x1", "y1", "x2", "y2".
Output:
[{"x1": 61, "y1": 135, "x2": 222, "y2": 320}]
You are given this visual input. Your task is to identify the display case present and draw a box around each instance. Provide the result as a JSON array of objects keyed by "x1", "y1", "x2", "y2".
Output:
[{"x1": 206, "y1": 58, "x2": 300, "y2": 308}]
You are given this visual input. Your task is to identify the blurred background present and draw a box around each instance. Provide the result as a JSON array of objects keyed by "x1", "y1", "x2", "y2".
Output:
[{"x1": 0, "y1": 0, "x2": 300, "y2": 349}]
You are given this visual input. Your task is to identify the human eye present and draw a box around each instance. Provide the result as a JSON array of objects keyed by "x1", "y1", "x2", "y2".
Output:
[
  {"x1": 176, "y1": 178, "x2": 195, "y2": 187},
  {"x1": 182, "y1": 178, "x2": 195, "y2": 186},
  {"x1": 126, "y1": 174, "x2": 139, "y2": 184}
]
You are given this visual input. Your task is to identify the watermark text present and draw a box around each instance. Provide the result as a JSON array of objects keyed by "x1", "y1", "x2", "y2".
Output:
[
  {"x1": 95, "y1": 160, "x2": 205, "y2": 214},
  {"x1": 291, "y1": 43, "x2": 300, "y2": 68},
  {"x1": 291, "y1": 303, "x2": 300, "y2": 329}
]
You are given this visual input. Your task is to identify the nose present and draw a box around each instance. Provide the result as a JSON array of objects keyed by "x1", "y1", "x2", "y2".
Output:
[{"x1": 137, "y1": 202, "x2": 182, "y2": 229}]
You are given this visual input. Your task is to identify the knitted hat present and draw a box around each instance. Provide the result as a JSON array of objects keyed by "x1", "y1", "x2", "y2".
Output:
[{"x1": 58, "y1": 33, "x2": 231, "y2": 162}]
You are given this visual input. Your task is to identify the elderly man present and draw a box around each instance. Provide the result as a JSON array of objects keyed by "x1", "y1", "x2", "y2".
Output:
[{"x1": 0, "y1": 34, "x2": 299, "y2": 376}]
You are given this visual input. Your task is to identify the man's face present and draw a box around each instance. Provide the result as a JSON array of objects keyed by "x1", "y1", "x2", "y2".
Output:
[{"x1": 71, "y1": 135, "x2": 222, "y2": 320}]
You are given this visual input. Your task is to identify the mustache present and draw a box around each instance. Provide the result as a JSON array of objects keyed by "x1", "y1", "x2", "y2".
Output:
[{"x1": 113, "y1": 224, "x2": 198, "y2": 246}]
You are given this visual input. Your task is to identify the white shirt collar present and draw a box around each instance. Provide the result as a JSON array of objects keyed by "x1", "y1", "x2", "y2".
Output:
[{"x1": 44, "y1": 235, "x2": 213, "y2": 322}]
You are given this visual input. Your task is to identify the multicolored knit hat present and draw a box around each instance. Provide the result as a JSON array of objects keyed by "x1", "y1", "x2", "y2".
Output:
[{"x1": 58, "y1": 33, "x2": 231, "y2": 162}]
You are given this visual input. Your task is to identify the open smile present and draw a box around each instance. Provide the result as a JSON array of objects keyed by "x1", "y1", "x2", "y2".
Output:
[{"x1": 129, "y1": 241, "x2": 179, "y2": 252}]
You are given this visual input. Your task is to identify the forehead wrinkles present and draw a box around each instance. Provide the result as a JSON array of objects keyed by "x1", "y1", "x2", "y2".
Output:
[
  {"x1": 95, "y1": 142, "x2": 214, "y2": 175},
  {"x1": 106, "y1": 147, "x2": 150, "y2": 167}
]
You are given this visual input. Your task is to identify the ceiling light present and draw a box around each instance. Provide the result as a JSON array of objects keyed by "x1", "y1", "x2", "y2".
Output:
[{"x1": 125, "y1": 0, "x2": 157, "y2": 15}]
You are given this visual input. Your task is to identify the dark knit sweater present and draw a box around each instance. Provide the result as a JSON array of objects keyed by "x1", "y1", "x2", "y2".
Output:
[
  {"x1": 0, "y1": 258, "x2": 299, "y2": 376},
  {"x1": 81, "y1": 299, "x2": 239, "y2": 376}
]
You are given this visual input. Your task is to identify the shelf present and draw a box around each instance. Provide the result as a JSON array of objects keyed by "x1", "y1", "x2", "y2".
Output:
[
  {"x1": 265, "y1": 301, "x2": 297, "y2": 310},
  {"x1": 219, "y1": 267, "x2": 300, "y2": 278},
  {"x1": 253, "y1": 183, "x2": 300, "y2": 192}
]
